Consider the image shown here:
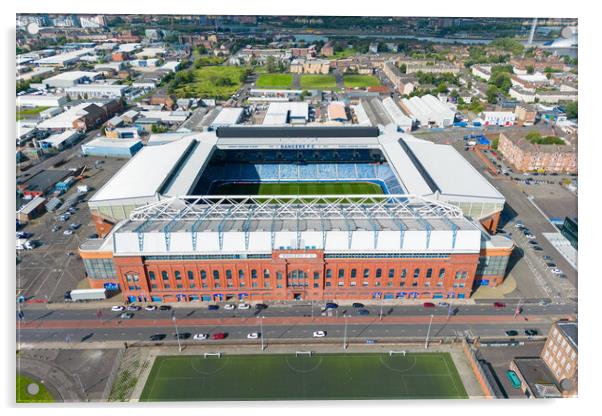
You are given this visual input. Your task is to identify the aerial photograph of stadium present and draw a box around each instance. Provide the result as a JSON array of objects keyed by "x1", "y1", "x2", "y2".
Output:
[{"x1": 14, "y1": 4, "x2": 580, "y2": 408}]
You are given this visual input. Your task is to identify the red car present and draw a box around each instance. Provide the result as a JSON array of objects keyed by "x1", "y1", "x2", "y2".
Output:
[
  {"x1": 423, "y1": 302, "x2": 436, "y2": 308},
  {"x1": 212, "y1": 332, "x2": 226, "y2": 340},
  {"x1": 493, "y1": 302, "x2": 506, "y2": 308}
]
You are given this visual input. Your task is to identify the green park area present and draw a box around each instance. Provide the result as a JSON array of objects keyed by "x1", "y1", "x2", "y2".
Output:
[
  {"x1": 300, "y1": 74, "x2": 337, "y2": 89},
  {"x1": 256, "y1": 73, "x2": 294, "y2": 89},
  {"x1": 16, "y1": 106, "x2": 49, "y2": 121},
  {"x1": 140, "y1": 352, "x2": 467, "y2": 401},
  {"x1": 343, "y1": 75, "x2": 381, "y2": 88},
  {"x1": 171, "y1": 66, "x2": 247, "y2": 99},
  {"x1": 16, "y1": 374, "x2": 55, "y2": 403}
]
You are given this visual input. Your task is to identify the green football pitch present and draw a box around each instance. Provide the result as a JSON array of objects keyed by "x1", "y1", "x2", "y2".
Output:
[
  {"x1": 140, "y1": 352, "x2": 467, "y2": 401},
  {"x1": 210, "y1": 181, "x2": 385, "y2": 196}
]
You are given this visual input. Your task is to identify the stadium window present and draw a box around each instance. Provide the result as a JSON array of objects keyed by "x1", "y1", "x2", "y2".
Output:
[
  {"x1": 190, "y1": 284, "x2": 196, "y2": 289},
  {"x1": 363, "y1": 281, "x2": 369, "y2": 286},
  {"x1": 338, "y1": 269, "x2": 345, "y2": 278},
  {"x1": 439, "y1": 268, "x2": 445, "y2": 279},
  {"x1": 455, "y1": 271, "x2": 461, "y2": 280},
  {"x1": 350, "y1": 281, "x2": 357, "y2": 286},
  {"x1": 325, "y1": 282, "x2": 331, "y2": 287},
  {"x1": 313, "y1": 271, "x2": 320, "y2": 280},
  {"x1": 363, "y1": 269, "x2": 370, "y2": 278},
  {"x1": 263, "y1": 269, "x2": 270, "y2": 278},
  {"x1": 200, "y1": 270, "x2": 207, "y2": 279},
  {"x1": 376, "y1": 268, "x2": 382, "y2": 278},
  {"x1": 226, "y1": 270, "x2": 232, "y2": 279},
  {"x1": 338, "y1": 281, "x2": 344, "y2": 287},
  {"x1": 277, "y1": 284, "x2": 282, "y2": 289},
  {"x1": 400, "y1": 269, "x2": 407, "y2": 278},
  {"x1": 161, "y1": 271, "x2": 169, "y2": 280},
  {"x1": 437, "y1": 282, "x2": 443, "y2": 287},
  {"x1": 388, "y1": 268, "x2": 395, "y2": 278},
  {"x1": 412, "y1": 282, "x2": 418, "y2": 287},
  {"x1": 227, "y1": 282, "x2": 233, "y2": 288},
  {"x1": 351, "y1": 268, "x2": 357, "y2": 278},
  {"x1": 175, "y1": 271, "x2": 182, "y2": 280},
  {"x1": 128, "y1": 286, "x2": 135, "y2": 291},
  {"x1": 187, "y1": 271, "x2": 194, "y2": 280},
  {"x1": 277, "y1": 272, "x2": 283, "y2": 280},
  {"x1": 176, "y1": 284, "x2": 183, "y2": 289},
  {"x1": 314, "y1": 283, "x2": 319, "y2": 288},
  {"x1": 251, "y1": 269, "x2": 258, "y2": 279},
  {"x1": 151, "y1": 284, "x2": 157, "y2": 289},
  {"x1": 202, "y1": 283, "x2": 208, "y2": 288},
  {"x1": 413, "y1": 268, "x2": 420, "y2": 278},
  {"x1": 149, "y1": 271, "x2": 156, "y2": 281},
  {"x1": 215, "y1": 283, "x2": 221, "y2": 288},
  {"x1": 387, "y1": 282, "x2": 393, "y2": 287},
  {"x1": 375, "y1": 281, "x2": 381, "y2": 287},
  {"x1": 426, "y1": 268, "x2": 432, "y2": 278},
  {"x1": 213, "y1": 270, "x2": 220, "y2": 280},
  {"x1": 240, "y1": 282, "x2": 245, "y2": 287},
  {"x1": 400, "y1": 282, "x2": 405, "y2": 287},
  {"x1": 462, "y1": 271, "x2": 468, "y2": 280},
  {"x1": 326, "y1": 269, "x2": 332, "y2": 278},
  {"x1": 164, "y1": 284, "x2": 171, "y2": 289}
]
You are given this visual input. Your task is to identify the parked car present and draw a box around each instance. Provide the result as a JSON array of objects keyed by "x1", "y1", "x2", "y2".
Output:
[
  {"x1": 212, "y1": 332, "x2": 226, "y2": 340},
  {"x1": 530, "y1": 246, "x2": 543, "y2": 251},
  {"x1": 159, "y1": 305, "x2": 172, "y2": 311},
  {"x1": 111, "y1": 305, "x2": 125, "y2": 312},
  {"x1": 238, "y1": 303, "x2": 250, "y2": 310},
  {"x1": 506, "y1": 370, "x2": 521, "y2": 389},
  {"x1": 208, "y1": 304, "x2": 219, "y2": 310},
  {"x1": 51, "y1": 226, "x2": 60, "y2": 232},
  {"x1": 193, "y1": 333, "x2": 208, "y2": 341},
  {"x1": 63, "y1": 229, "x2": 74, "y2": 236},
  {"x1": 145, "y1": 305, "x2": 157, "y2": 311},
  {"x1": 119, "y1": 312, "x2": 134, "y2": 319},
  {"x1": 247, "y1": 332, "x2": 260, "y2": 339},
  {"x1": 69, "y1": 223, "x2": 81, "y2": 230},
  {"x1": 542, "y1": 255, "x2": 553, "y2": 261},
  {"x1": 224, "y1": 304, "x2": 236, "y2": 310},
  {"x1": 546, "y1": 263, "x2": 557, "y2": 268},
  {"x1": 313, "y1": 330, "x2": 326, "y2": 338},
  {"x1": 525, "y1": 329, "x2": 539, "y2": 336},
  {"x1": 175, "y1": 332, "x2": 191, "y2": 340},
  {"x1": 352, "y1": 302, "x2": 364, "y2": 308},
  {"x1": 325, "y1": 302, "x2": 338, "y2": 309},
  {"x1": 528, "y1": 240, "x2": 539, "y2": 245},
  {"x1": 494, "y1": 302, "x2": 506, "y2": 308},
  {"x1": 127, "y1": 305, "x2": 141, "y2": 311},
  {"x1": 437, "y1": 302, "x2": 449, "y2": 307},
  {"x1": 550, "y1": 268, "x2": 564, "y2": 275},
  {"x1": 150, "y1": 334, "x2": 166, "y2": 341},
  {"x1": 505, "y1": 330, "x2": 518, "y2": 336},
  {"x1": 538, "y1": 300, "x2": 551, "y2": 306},
  {"x1": 423, "y1": 302, "x2": 435, "y2": 308},
  {"x1": 255, "y1": 303, "x2": 268, "y2": 310},
  {"x1": 87, "y1": 233, "x2": 99, "y2": 239},
  {"x1": 358, "y1": 309, "x2": 370, "y2": 316}
]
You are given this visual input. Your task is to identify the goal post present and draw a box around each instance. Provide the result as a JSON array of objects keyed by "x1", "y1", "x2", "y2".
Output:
[
  {"x1": 204, "y1": 352, "x2": 222, "y2": 359},
  {"x1": 389, "y1": 350, "x2": 407, "y2": 357},
  {"x1": 295, "y1": 351, "x2": 313, "y2": 357}
]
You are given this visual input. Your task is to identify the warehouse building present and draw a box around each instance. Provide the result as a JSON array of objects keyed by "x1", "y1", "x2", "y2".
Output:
[
  {"x1": 262, "y1": 102, "x2": 309, "y2": 125},
  {"x1": 42, "y1": 70, "x2": 102, "y2": 88},
  {"x1": 16, "y1": 196, "x2": 46, "y2": 223},
  {"x1": 16, "y1": 94, "x2": 67, "y2": 108},
  {"x1": 400, "y1": 94, "x2": 456, "y2": 128},
  {"x1": 39, "y1": 129, "x2": 81, "y2": 150},
  {"x1": 210, "y1": 107, "x2": 244, "y2": 129},
  {"x1": 81, "y1": 138, "x2": 143, "y2": 158},
  {"x1": 327, "y1": 102, "x2": 348, "y2": 122},
  {"x1": 64, "y1": 84, "x2": 128, "y2": 99}
]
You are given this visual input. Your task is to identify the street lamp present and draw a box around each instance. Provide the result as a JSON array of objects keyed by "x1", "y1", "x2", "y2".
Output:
[
  {"x1": 379, "y1": 295, "x2": 384, "y2": 321},
  {"x1": 172, "y1": 312, "x2": 182, "y2": 352},
  {"x1": 257, "y1": 315, "x2": 266, "y2": 351},
  {"x1": 424, "y1": 314, "x2": 434, "y2": 349},
  {"x1": 514, "y1": 298, "x2": 523, "y2": 319},
  {"x1": 343, "y1": 314, "x2": 349, "y2": 350}
]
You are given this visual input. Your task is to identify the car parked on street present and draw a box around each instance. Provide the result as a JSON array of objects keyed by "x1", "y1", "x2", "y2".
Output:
[
  {"x1": 111, "y1": 305, "x2": 125, "y2": 312},
  {"x1": 119, "y1": 312, "x2": 134, "y2": 319},
  {"x1": 313, "y1": 330, "x2": 326, "y2": 338},
  {"x1": 224, "y1": 304, "x2": 236, "y2": 310},
  {"x1": 127, "y1": 305, "x2": 141, "y2": 311},
  {"x1": 505, "y1": 330, "x2": 518, "y2": 336},
  {"x1": 193, "y1": 333, "x2": 208, "y2": 341},
  {"x1": 238, "y1": 303, "x2": 250, "y2": 310},
  {"x1": 159, "y1": 305, "x2": 172, "y2": 311},
  {"x1": 423, "y1": 302, "x2": 436, "y2": 308},
  {"x1": 352, "y1": 302, "x2": 364, "y2": 308},
  {"x1": 494, "y1": 302, "x2": 506, "y2": 308},
  {"x1": 247, "y1": 332, "x2": 260, "y2": 339},
  {"x1": 150, "y1": 334, "x2": 166, "y2": 341},
  {"x1": 144, "y1": 305, "x2": 157, "y2": 311},
  {"x1": 212, "y1": 332, "x2": 226, "y2": 340},
  {"x1": 525, "y1": 329, "x2": 539, "y2": 336},
  {"x1": 208, "y1": 304, "x2": 219, "y2": 310},
  {"x1": 175, "y1": 333, "x2": 191, "y2": 340}
]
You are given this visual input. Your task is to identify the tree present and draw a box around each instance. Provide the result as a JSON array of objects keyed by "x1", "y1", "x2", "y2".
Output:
[
  {"x1": 486, "y1": 85, "x2": 499, "y2": 104},
  {"x1": 398, "y1": 64, "x2": 407, "y2": 74},
  {"x1": 265, "y1": 56, "x2": 277, "y2": 73},
  {"x1": 565, "y1": 101, "x2": 578, "y2": 119},
  {"x1": 526, "y1": 65, "x2": 534, "y2": 75}
]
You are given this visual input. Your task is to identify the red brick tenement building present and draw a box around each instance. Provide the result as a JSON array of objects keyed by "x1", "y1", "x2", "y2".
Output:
[
  {"x1": 79, "y1": 195, "x2": 513, "y2": 303},
  {"x1": 497, "y1": 130, "x2": 577, "y2": 174}
]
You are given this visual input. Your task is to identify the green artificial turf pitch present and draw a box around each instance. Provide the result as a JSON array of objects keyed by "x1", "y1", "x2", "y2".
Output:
[
  {"x1": 210, "y1": 181, "x2": 384, "y2": 196},
  {"x1": 140, "y1": 352, "x2": 468, "y2": 401}
]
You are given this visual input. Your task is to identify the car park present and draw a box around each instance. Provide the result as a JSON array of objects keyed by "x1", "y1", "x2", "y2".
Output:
[
  {"x1": 505, "y1": 330, "x2": 518, "y2": 336},
  {"x1": 224, "y1": 304, "x2": 236, "y2": 310},
  {"x1": 175, "y1": 333, "x2": 191, "y2": 340},
  {"x1": 514, "y1": 223, "x2": 525, "y2": 229},
  {"x1": 193, "y1": 333, "x2": 208, "y2": 341},
  {"x1": 352, "y1": 302, "x2": 364, "y2": 308},
  {"x1": 145, "y1": 305, "x2": 157, "y2": 311},
  {"x1": 159, "y1": 305, "x2": 172, "y2": 311},
  {"x1": 494, "y1": 302, "x2": 506, "y2": 308},
  {"x1": 63, "y1": 229, "x2": 74, "y2": 236},
  {"x1": 546, "y1": 263, "x2": 557, "y2": 268},
  {"x1": 313, "y1": 330, "x2": 326, "y2": 338},
  {"x1": 423, "y1": 302, "x2": 435, "y2": 308},
  {"x1": 69, "y1": 223, "x2": 81, "y2": 230},
  {"x1": 530, "y1": 245, "x2": 543, "y2": 251},
  {"x1": 150, "y1": 334, "x2": 166, "y2": 341},
  {"x1": 247, "y1": 332, "x2": 260, "y2": 339},
  {"x1": 119, "y1": 312, "x2": 134, "y2": 319},
  {"x1": 208, "y1": 304, "x2": 219, "y2": 310},
  {"x1": 212, "y1": 332, "x2": 226, "y2": 340},
  {"x1": 238, "y1": 303, "x2": 250, "y2": 310},
  {"x1": 111, "y1": 305, "x2": 125, "y2": 312},
  {"x1": 528, "y1": 240, "x2": 539, "y2": 245},
  {"x1": 127, "y1": 305, "x2": 141, "y2": 311},
  {"x1": 550, "y1": 268, "x2": 564, "y2": 275}
]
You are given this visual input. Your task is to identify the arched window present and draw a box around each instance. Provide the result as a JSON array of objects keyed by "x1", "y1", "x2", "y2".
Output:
[
  {"x1": 426, "y1": 268, "x2": 433, "y2": 278},
  {"x1": 439, "y1": 268, "x2": 446, "y2": 279}
]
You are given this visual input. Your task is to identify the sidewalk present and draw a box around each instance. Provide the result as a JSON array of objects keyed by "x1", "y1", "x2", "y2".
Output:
[{"x1": 472, "y1": 275, "x2": 518, "y2": 299}]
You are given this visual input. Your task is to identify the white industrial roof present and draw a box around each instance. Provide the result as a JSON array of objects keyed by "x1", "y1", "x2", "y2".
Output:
[
  {"x1": 381, "y1": 97, "x2": 413, "y2": 130},
  {"x1": 33, "y1": 48, "x2": 95, "y2": 65},
  {"x1": 352, "y1": 104, "x2": 371, "y2": 126},
  {"x1": 402, "y1": 136, "x2": 504, "y2": 201},
  {"x1": 89, "y1": 137, "x2": 196, "y2": 205},
  {"x1": 147, "y1": 132, "x2": 192, "y2": 146},
  {"x1": 117, "y1": 43, "x2": 141, "y2": 53},
  {"x1": 163, "y1": 137, "x2": 218, "y2": 197},
  {"x1": 37, "y1": 103, "x2": 100, "y2": 130},
  {"x1": 41, "y1": 130, "x2": 79, "y2": 148},
  {"x1": 65, "y1": 84, "x2": 127, "y2": 94},
  {"x1": 263, "y1": 102, "x2": 309, "y2": 125},
  {"x1": 43, "y1": 70, "x2": 100, "y2": 82},
  {"x1": 211, "y1": 107, "x2": 244, "y2": 128},
  {"x1": 517, "y1": 72, "x2": 549, "y2": 83},
  {"x1": 401, "y1": 94, "x2": 455, "y2": 126},
  {"x1": 160, "y1": 61, "x2": 180, "y2": 72},
  {"x1": 83, "y1": 137, "x2": 142, "y2": 149},
  {"x1": 16, "y1": 94, "x2": 66, "y2": 107},
  {"x1": 139, "y1": 111, "x2": 190, "y2": 123}
]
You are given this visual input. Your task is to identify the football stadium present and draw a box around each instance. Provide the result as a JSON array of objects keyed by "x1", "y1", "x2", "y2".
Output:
[{"x1": 80, "y1": 124, "x2": 513, "y2": 303}]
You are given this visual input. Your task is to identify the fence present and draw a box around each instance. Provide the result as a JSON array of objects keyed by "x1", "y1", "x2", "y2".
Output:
[
  {"x1": 461, "y1": 338, "x2": 496, "y2": 399},
  {"x1": 102, "y1": 346, "x2": 126, "y2": 401}
]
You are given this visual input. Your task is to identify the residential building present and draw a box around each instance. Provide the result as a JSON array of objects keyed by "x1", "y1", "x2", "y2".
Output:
[
  {"x1": 540, "y1": 321, "x2": 578, "y2": 397},
  {"x1": 290, "y1": 58, "x2": 330, "y2": 75}
]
